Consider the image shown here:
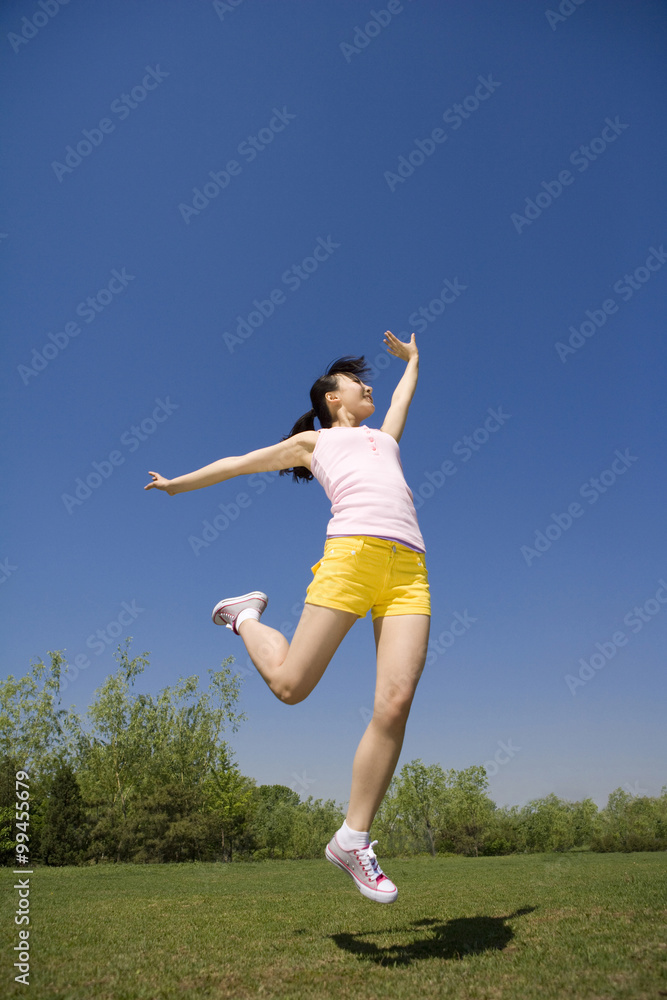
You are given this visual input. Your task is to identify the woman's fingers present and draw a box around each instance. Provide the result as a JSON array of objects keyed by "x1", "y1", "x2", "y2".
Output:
[
  {"x1": 383, "y1": 330, "x2": 414, "y2": 358},
  {"x1": 145, "y1": 471, "x2": 162, "y2": 490}
]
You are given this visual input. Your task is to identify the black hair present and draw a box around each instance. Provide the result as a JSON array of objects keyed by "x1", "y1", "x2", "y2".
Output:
[{"x1": 279, "y1": 355, "x2": 372, "y2": 482}]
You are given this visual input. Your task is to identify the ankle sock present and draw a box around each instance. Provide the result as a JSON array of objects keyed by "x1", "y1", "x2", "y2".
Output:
[
  {"x1": 235, "y1": 607, "x2": 260, "y2": 630},
  {"x1": 336, "y1": 819, "x2": 370, "y2": 852}
]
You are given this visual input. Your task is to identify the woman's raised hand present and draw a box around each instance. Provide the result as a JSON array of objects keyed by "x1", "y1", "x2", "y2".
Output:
[
  {"x1": 383, "y1": 330, "x2": 418, "y2": 362},
  {"x1": 144, "y1": 471, "x2": 173, "y2": 493}
]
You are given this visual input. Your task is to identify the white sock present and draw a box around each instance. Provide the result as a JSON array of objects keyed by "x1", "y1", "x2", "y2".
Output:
[
  {"x1": 235, "y1": 607, "x2": 260, "y2": 630},
  {"x1": 336, "y1": 819, "x2": 370, "y2": 852}
]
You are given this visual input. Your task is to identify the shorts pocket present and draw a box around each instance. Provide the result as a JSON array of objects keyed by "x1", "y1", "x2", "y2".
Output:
[
  {"x1": 347, "y1": 537, "x2": 366, "y2": 557},
  {"x1": 322, "y1": 537, "x2": 366, "y2": 560}
]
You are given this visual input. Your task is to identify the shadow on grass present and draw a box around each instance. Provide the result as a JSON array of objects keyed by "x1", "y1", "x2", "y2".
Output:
[{"x1": 330, "y1": 906, "x2": 536, "y2": 966}]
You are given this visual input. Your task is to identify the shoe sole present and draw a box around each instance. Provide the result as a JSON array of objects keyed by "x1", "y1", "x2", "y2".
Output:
[
  {"x1": 211, "y1": 591, "x2": 268, "y2": 627},
  {"x1": 325, "y1": 844, "x2": 398, "y2": 903}
]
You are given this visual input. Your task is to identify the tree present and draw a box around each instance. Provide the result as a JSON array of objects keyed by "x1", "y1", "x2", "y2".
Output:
[
  {"x1": 372, "y1": 777, "x2": 411, "y2": 856},
  {"x1": 120, "y1": 783, "x2": 219, "y2": 863},
  {"x1": 40, "y1": 761, "x2": 89, "y2": 866},
  {"x1": 519, "y1": 794, "x2": 576, "y2": 852},
  {"x1": 76, "y1": 642, "x2": 245, "y2": 824},
  {"x1": 0, "y1": 754, "x2": 19, "y2": 866},
  {"x1": 570, "y1": 797, "x2": 599, "y2": 846},
  {"x1": 591, "y1": 787, "x2": 667, "y2": 852},
  {"x1": 202, "y1": 766, "x2": 256, "y2": 861},
  {"x1": 250, "y1": 785, "x2": 300, "y2": 859},
  {"x1": 287, "y1": 797, "x2": 345, "y2": 859},
  {"x1": 447, "y1": 765, "x2": 495, "y2": 857},
  {"x1": 394, "y1": 759, "x2": 449, "y2": 856},
  {"x1": 75, "y1": 644, "x2": 151, "y2": 821},
  {"x1": 482, "y1": 803, "x2": 523, "y2": 856},
  {"x1": 0, "y1": 651, "x2": 80, "y2": 774},
  {"x1": 71, "y1": 642, "x2": 247, "y2": 862}
]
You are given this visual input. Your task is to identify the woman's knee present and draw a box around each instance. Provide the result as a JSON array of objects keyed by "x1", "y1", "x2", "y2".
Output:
[
  {"x1": 279, "y1": 686, "x2": 307, "y2": 706},
  {"x1": 271, "y1": 676, "x2": 313, "y2": 706},
  {"x1": 372, "y1": 691, "x2": 414, "y2": 730}
]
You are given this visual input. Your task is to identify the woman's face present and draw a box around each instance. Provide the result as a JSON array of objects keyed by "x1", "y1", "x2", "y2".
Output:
[{"x1": 327, "y1": 374, "x2": 375, "y2": 419}]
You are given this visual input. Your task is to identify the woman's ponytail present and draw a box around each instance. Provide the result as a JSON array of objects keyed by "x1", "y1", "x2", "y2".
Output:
[{"x1": 279, "y1": 408, "x2": 319, "y2": 482}]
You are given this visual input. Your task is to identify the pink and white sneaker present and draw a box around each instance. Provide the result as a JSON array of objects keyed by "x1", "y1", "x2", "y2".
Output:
[
  {"x1": 325, "y1": 834, "x2": 398, "y2": 903},
  {"x1": 211, "y1": 591, "x2": 268, "y2": 634}
]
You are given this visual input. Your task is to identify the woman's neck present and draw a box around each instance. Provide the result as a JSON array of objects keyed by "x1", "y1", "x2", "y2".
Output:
[{"x1": 331, "y1": 410, "x2": 362, "y2": 428}]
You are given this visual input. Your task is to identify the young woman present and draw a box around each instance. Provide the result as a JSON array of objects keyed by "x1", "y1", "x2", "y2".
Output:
[{"x1": 145, "y1": 330, "x2": 430, "y2": 903}]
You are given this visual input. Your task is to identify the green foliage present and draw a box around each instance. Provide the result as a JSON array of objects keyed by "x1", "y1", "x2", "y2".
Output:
[
  {"x1": 76, "y1": 641, "x2": 244, "y2": 816},
  {"x1": 284, "y1": 797, "x2": 345, "y2": 859},
  {"x1": 391, "y1": 759, "x2": 449, "y2": 855},
  {"x1": 2, "y1": 645, "x2": 666, "y2": 865},
  {"x1": 443, "y1": 765, "x2": 496, "y2": 857},
  {"x1": 202, "y1": 767, "x2": 257, "y2": 861},
  {"x1": 0, "y1": 652, "x2": 81, "y2": 773},
  {"x1": 40, "y1": 761, "x2": 89, "y2": 866},
  {"x1": 249, "y1": 785, "x2": 301, "y2": 859},
  {"x1": 1, "y1": 644, "x2": 252, "y2": 865},
  {"x1": 372, "y1": 776, "x2": 409, "y2": 855},
  {"x1": 0, "y1": 754, "x2": 19, "y2": 864},
  {"x1": 107, "y1": 783, "x2": 220, "y2": 863},
  {"x1": 376, "y1": 761, "x2": 496, "y2": 857},
  {"x1": 590, "y1": 786, "x2": 667, "y2": 852},
  {"x1": 518, "y1": 793, "x2": 577, "y2": 853}
]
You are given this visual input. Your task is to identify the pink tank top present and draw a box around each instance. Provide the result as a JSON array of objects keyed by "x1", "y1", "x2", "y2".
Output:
[{"x1": 310, "y1": 425, "x2": 425, "y2": 552}]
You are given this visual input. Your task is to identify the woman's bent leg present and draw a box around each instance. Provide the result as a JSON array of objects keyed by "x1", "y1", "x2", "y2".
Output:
[
  {"x1": 238, "y1": 602, "x2": 357, "y2": 704},
  {"x1": 346, "y1": 613, "x2": 430, "y2": 832}
]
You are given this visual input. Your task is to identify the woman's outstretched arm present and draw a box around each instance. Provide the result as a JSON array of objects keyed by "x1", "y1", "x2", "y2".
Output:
[
  {"x1": 144, "y1": 431, "x2": 317, "y2": 495},
  {"x1": 380, "y1": 331, "x2": 419, "y2": 443}
]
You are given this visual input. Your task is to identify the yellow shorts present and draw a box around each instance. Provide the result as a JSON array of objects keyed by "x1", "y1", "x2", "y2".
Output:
[{"x1": 305, "y1": 535, "x2": 431, "y2": 621}]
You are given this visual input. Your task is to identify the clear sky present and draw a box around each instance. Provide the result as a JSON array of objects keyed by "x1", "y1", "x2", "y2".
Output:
[{"x1": 1, "y1": 0, "x2": 665, "y2": 811}]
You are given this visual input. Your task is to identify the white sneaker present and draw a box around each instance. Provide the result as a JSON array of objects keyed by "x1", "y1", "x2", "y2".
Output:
[
  {"x1": 325, "y1": 835, "x2": 398, "y2": 903},
  {"x1": 211, "y1": 591, "x2": 268, "y2": 634}
]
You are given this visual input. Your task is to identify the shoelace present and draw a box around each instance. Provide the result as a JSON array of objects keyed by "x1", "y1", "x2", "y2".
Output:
[{"x1": 357, "y1": 840, "x2": 386, "y2": 882}]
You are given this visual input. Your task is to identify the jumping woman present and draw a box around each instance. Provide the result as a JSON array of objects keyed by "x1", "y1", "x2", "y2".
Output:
[{"x1": 145, "y1": 330, "x2": 430, "y2": 903}]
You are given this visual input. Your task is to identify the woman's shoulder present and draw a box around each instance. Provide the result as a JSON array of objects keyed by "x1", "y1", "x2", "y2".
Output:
[{"x1": 292, "y1": 429, "x2": 319, "y2": 454}]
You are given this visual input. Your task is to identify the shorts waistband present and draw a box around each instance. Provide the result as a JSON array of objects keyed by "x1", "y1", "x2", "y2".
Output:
[{"x1": 326, "y1": 534, "x2": 425, "y2": 554}]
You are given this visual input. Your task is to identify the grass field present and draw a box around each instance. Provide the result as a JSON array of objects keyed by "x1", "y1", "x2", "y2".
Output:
[{"x1": 3, "y1": 851, "x2": 667, "y2": 999}]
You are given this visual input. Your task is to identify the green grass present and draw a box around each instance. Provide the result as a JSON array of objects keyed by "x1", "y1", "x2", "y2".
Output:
[{"x1": 3, "y1": 852, "x2": 667, "y2": 999}]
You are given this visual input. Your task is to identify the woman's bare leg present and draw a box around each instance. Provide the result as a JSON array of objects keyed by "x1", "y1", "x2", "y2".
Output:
[
  {"x1": 345, "y1": 614, "x2": 430, "y2": 832},
  {"x1": 237, "y1": 602, "x2": 358, "y2": 704}
]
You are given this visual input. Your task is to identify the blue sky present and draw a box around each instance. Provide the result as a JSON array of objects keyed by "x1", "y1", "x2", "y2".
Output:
[{"x1": 1, "y1": 0, "x2": 665, "y2": 812}]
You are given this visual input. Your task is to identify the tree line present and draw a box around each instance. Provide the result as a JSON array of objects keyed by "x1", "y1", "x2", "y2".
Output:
[{"x1": 1, "y1": 644, "x2": 665, "y2": 865}]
